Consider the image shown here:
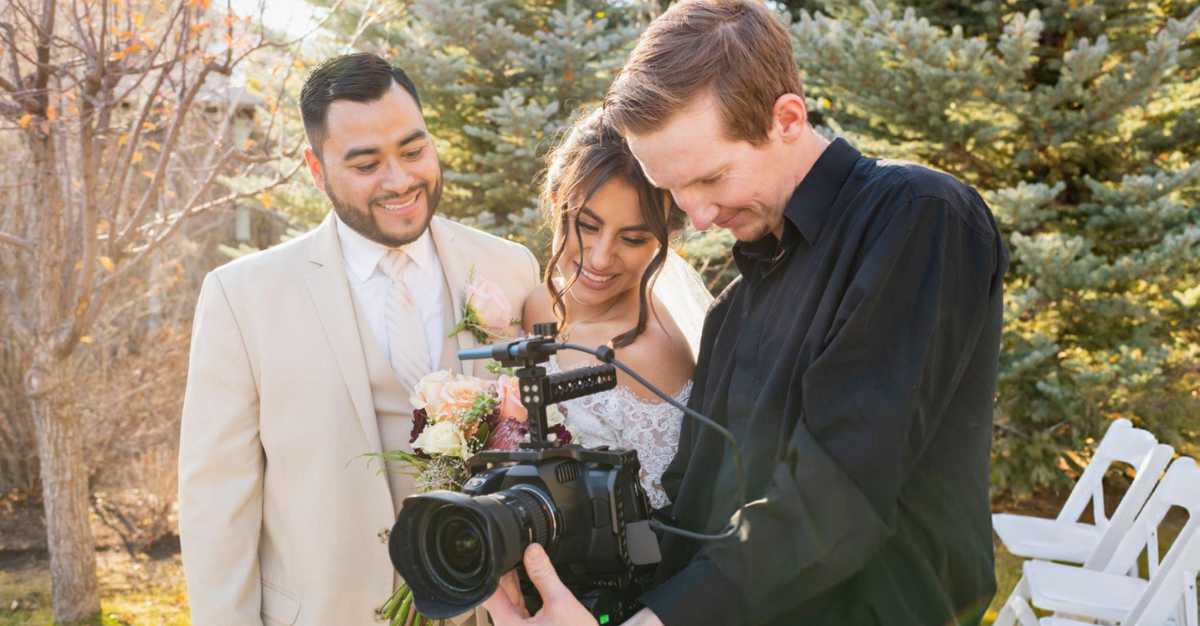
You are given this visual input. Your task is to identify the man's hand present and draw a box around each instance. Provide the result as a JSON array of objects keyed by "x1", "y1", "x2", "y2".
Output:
[{"x1": 482, "y1": 543, "x2": 597, "y2": 626}]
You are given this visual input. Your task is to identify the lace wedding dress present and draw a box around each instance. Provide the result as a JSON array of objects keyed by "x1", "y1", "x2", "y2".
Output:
[{"x1": 546, "y1": 355, "x2": 690, "y2": 510}]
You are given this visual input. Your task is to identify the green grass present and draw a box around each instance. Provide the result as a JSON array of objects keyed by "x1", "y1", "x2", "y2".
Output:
[
  {"x1": 983, "y1": 541, "x2": 1025, "y2": 626},
  {"x1": 0, "y1": 551, "x2": 188, "y2": 626}
]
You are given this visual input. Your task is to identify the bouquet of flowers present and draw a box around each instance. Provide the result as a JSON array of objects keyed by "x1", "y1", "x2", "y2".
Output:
[{"x1": 374, "y1": 367, "x2": 571, "y2": 625}]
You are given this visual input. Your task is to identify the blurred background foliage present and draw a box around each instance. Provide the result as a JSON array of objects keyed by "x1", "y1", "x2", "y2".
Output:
[
  {"x1": 1, "y1": 0, "x2": 1197, "y2": 564},
  {"x1": 279, "y1": 0, "x2": 1200, "y2": 498}
]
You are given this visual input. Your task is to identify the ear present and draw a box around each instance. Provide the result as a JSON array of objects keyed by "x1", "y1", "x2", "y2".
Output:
[
  {"x1": 304, "y1": 146, "x2": 325, "y2": 189},
  {"x1": 772, "y1": 93, "x2": 808, "y2": 143}
]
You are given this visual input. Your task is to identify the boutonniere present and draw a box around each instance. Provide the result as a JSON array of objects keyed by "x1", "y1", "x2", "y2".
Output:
[{"x1": 449, "y1": 269, "x2": 520, "y2": 343}]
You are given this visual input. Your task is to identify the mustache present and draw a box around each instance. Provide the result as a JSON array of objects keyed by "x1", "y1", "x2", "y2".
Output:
[{"x1": 370, "y1": 183, "x2": 426, "y2": 205}]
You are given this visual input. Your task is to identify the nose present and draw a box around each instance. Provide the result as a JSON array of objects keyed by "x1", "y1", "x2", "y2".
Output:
[
  {"x1": 586, "y1": 236, "x2": 616, "y2": 273},
  {"x1": 380, "y1": 159, "x2": 415, "y2": 195},
  {"x1": 672, "y1": 190, "x2": 719, "y2": 231},
  {"x1": 683, "y1": 202, "x2": 720, "y2": 231}
]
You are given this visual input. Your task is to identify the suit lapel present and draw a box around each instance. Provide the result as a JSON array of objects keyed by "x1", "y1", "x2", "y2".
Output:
[
  {"x1": 429, "y1": 217, "x2": 479, "y2": 378},
  {"x1": 302, "y1": 213, "x2": 383, "y2": 456}
]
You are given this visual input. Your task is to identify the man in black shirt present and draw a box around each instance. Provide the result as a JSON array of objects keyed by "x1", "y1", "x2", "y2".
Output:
[{"x1": 484, "y1": 1, "x2": 1006, "y2": 625}]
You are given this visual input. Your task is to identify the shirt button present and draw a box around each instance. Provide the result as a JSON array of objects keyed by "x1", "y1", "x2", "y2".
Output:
[{"x1": 378, "y1": 527, "x2": 391, "y2": 544}]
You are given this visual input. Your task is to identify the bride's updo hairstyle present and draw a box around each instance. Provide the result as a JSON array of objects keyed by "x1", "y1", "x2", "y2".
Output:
[{"x1": 540, "y1": 108, "x2": 686, "y2": 349}]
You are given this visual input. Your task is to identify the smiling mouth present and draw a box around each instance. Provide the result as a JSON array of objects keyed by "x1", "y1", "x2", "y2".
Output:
[
  {"x1": 375, "y1": 189, "x2": 422, "y2": 214},
  {"x1": 574, "y1": 262, "x2": 617, "y2": 287}
]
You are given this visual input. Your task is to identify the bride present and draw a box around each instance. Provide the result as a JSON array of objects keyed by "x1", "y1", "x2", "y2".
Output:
[{"x1": 522, "y1": 109, "x2": 712, "y2": 510}]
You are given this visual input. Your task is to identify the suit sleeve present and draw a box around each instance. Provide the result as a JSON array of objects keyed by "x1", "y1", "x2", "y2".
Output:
[
  {"x1": 178, "y1": 271, "x2": 265, "y2": 626},
  {"x1": 641, "y1": 196, "x2": 1001, "y2": 625}
]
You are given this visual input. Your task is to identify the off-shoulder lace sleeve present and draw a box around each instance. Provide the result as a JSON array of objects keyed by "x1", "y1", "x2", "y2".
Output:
[{"x1": 561, "y1": 380, "x2": 690, "y2": 510}]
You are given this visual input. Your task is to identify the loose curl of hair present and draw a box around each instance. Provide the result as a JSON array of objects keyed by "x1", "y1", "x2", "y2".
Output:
[{"x1": 540, "y1": 109, "x2": 685, "y2": 349}]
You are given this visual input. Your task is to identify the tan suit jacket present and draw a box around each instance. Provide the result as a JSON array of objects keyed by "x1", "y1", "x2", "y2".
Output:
[{"x1": 178, "y1": 213, "x2": 539, "y2": 625}]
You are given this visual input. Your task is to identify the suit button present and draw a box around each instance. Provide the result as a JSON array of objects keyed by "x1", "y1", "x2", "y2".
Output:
[{"x1": 378, "y1": 527, "x2": 391, "y2": 544}]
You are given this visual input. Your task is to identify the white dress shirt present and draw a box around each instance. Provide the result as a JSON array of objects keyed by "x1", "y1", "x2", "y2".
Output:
[{"x1": 336, "y1": 214, "x2": 446, "y2": 372}]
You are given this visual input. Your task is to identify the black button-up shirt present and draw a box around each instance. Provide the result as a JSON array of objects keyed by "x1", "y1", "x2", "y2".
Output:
[{"x1": 641, "y1": 139, "x2": 1007, "y2": 626}]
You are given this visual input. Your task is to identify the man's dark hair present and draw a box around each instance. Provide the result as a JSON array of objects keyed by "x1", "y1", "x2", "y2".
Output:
[{"x1": 300, "y1": 52, "x2": 422, "y2": 158}]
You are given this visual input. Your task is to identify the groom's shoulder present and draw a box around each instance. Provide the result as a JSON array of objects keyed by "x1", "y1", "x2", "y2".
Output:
[
  {"x1": 207, "y1": 222, "x2": 321, "y2": 285},
  {"x1": 433, "y1": 216, "x2": 534, "y2": 261}
]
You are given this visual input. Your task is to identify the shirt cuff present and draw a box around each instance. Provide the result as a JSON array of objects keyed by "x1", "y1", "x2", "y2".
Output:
[{"x1": 640, "y1": 558, "x2": 742, "y2": 626}]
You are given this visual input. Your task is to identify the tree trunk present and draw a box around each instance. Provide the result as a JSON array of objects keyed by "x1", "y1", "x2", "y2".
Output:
[{"x1": 28, "y1": 353, "x2": 100, "y2": 624}]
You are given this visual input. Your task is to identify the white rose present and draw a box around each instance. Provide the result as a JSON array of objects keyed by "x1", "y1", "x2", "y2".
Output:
[
  {"x1": 412, "y1": 421, "x2": 469, "y2": 459},
  {"x1": 466, "y1": 278, "x2": 515, "y2": 334}
]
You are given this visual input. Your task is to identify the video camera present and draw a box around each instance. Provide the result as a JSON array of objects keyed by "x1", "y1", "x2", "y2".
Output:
[{"x1": 388, "y1": 323, "x2": 662, "y2": 623}]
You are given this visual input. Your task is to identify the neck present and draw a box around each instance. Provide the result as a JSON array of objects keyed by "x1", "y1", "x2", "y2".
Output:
[
  {"x1": 769, "y1": 128, "x2": 831, "y2": 240},
  {"x1": 562, "y1": 282, "x2": 642, "y2": 330}
]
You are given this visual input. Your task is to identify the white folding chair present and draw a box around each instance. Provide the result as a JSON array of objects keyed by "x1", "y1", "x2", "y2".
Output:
[
  {"x1": 998, "y1": 456, "x2": 1200, "y2": 626},
  {"x1": 994, "y1": 418, "x2": 1174, "y2": 566}
]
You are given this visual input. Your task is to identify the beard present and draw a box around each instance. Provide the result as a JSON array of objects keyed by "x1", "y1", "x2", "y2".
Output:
[{"x1": 326, "y1": 171, "x2": 443, "y2": 248}]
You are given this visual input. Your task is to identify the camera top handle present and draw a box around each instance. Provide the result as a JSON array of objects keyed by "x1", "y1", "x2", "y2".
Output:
[{"x1": 458, "y1": 322, "x2": 618, "y2": 450}]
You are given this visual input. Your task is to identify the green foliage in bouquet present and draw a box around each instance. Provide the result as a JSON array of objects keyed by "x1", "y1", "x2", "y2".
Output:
[{"x1": 790, "y1": 0, "x2": 1200, "y2": 496}]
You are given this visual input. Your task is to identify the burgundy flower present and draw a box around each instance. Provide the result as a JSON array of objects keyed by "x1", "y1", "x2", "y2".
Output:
[
  {"x1": 547, "y1": 424, "x2": 573, "y2": 446},
  {"x1": 410, "y1": 408, "x2": 429, "y2": 445},
  {"x1": 485, "y1": 417, "x2": 528, "y2": 451}
]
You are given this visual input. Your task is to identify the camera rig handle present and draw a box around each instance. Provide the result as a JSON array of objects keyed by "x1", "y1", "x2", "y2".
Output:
[{"x1": 458, "y1": 323, "x2": 618, "y2": 448}]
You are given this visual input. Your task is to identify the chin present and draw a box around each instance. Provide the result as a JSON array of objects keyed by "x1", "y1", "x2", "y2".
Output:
[{"x1": 568, "y1": 282, "x2": 631, "y2": 310}]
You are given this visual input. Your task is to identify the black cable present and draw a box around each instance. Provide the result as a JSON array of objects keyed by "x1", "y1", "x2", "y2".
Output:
[{"x1": 553, "y1": 342, "x2": 744, "y2": 542}]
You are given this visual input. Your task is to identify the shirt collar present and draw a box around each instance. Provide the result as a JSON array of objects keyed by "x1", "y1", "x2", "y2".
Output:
[
  {"x1": 784, "y1": 137, "x2": 861, "y2": 245},
  {"x1": 732, "y1": 137, "x2": 861, "y2": 276},
  {"x1": 334, "y1": 212, "x2": 436, "y2": 284}
]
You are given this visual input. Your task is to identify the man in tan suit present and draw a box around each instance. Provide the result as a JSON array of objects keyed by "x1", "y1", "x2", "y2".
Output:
[{"x1": 179, "y1": 53, "x2": 539, "y2": 625}]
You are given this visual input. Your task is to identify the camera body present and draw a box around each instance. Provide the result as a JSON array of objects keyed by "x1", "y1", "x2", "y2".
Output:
[
  {"x1": 389, "y1": 328, "x2": 662, "y2": 622},
  {"x1": 389, "y1": 445, "x2": 661, "y2": 621}
]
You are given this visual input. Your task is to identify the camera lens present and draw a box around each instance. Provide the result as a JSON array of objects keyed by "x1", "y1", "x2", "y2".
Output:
[
  {"x1": 390, "y1": 486, "x2": 561, "y2": 619},
  {"x1": 429, "y1": 508, "x2": 487, "y2": 591}
]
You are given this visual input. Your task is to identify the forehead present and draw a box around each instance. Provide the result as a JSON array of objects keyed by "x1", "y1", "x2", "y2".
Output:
[
  {"x1": 582, "y1": 177, "x2": 644, "y2": 225},
  {"x1": 625, "y1": 93, "x2": 736, "y2": 191},
  {"x1": 322, "y1": 84, "x2": 426, "y2": 155}
]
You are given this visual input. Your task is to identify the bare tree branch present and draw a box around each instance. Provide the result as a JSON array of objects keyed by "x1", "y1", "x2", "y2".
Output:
[
  {"x1": 93, "y1": 159, "x2": 302, "y2": 299},
  {"x1": 112, "y1": 63, "x2": 215, "y2": 252},
  {"x1": 0, "y1": 230, "x2": 35, "y2": 251}
]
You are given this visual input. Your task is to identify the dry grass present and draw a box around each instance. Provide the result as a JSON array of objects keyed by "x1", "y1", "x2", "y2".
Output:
[{"x1": 0, "y1": 548, "x2": 188, "y2": 626}]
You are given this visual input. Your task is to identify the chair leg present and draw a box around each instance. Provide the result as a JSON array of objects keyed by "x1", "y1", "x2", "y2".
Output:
[
  {"x1": 1183, "y1": 569, "x2": 1196, "y2": 626},
  {"x1": 995, "y1": 575, "x2": 1039, "y2": 626}
]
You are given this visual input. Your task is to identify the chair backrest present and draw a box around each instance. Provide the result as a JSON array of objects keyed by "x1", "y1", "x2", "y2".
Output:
[
  {"x1": 1054, "y1": 419, "x2": 1174, "y2": 567},
  {"x1": 1122, "y1": 457, "x2": 1200, "y2": 626}
]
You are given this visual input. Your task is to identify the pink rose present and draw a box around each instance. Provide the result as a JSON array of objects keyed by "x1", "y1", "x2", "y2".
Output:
[
  {"x1": 410, "y1": 370, "x2": 454, "y2": 415},
  {"x1": 466, "y1": 277, "x2": 515, "y2": 335},
  {"x1": 435, "y1": 378, "x2": 486, "y2": 424},
  {"x1": 496, "y1": 375, "x2": 528, "y2": 423}
]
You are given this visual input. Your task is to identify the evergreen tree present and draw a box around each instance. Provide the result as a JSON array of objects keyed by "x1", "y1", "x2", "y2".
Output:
[
  {"x1": 325, "y1": 0, "x2": 658, "y2": 255},
  {"x1": 791, "y1": 1, "x2": 1200, "y2": 495}
]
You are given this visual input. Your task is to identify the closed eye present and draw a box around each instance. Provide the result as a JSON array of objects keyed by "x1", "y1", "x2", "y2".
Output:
[{"x1": 354, "y1": 163, "x2": 378, "y2": 173}]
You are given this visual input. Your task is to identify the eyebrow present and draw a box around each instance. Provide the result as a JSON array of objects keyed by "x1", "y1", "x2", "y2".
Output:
[
  {"x1": 579, "y1": 207, "x2": 651, "y2": 232},
  {"x1": 341, "y1": 129, "x2": 428, "y2": 162}
]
